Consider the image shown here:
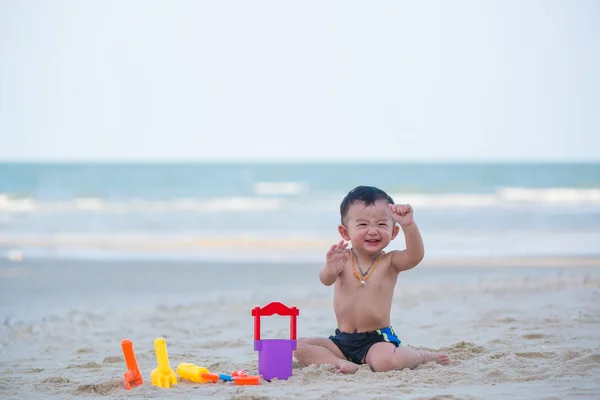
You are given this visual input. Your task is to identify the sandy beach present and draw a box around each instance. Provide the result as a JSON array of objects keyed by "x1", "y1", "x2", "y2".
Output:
[
  {"x1": 1, "y1": 256, "x2": 599, "y2": 400},
  {"x1": 2, "y1": 0, "x2": 600, "y2": 395}
]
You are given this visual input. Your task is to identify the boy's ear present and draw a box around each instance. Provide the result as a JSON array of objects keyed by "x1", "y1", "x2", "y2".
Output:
[
  {"x1": 338, "y1": 224, "x2": 351, "y2": 241},
  {"x1": 391, "y1": 224, "x2": 400, "y2": 240}
]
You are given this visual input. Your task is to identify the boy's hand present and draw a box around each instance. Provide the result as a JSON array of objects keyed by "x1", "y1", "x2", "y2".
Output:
[
  {"x1": 389, "y1": 204, "x2": 414, "y2": 227},
  {"x1": 326, "y1": 240, "x2": 349, "y2": 275}
]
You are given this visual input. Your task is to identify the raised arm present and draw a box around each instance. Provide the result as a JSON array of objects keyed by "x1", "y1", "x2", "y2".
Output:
[{"x1": 389, "y1": 204, "x2": 424, "y2": 273}]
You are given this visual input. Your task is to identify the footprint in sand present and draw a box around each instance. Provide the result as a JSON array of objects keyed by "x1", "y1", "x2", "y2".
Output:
[
  {"x1": 486, "y1": 369, "x2": 506, "y2": 379},
  {"x1": 41, "y1": 377, "x2": 72, "y2": 384},
  {"x1": 24, "y1": 367, "x2": 44, "y2": 373},
  {"x1": 34, "y1": 376, "x2": 74, "y2": 391},
  {"x1": 515, "y1": 351, "x2": 557, "y2": 359},
  {"x1": 76, "y1": 348, "x2": 94, "y2": 354},
  {"x1": 496, "y1": 317, "x2": 517, "y2": 324},
  {"x1": 488, "y1": 352, "x2": 509, "y2": 360},
  {"x1": 522, "y1": 333, "x2": 547, "y2": 340},
  {"x1": 67, "y1": 361, "x2": 103, "y2": 369},
  {"x1": 102, "y1": 355, "x2": 123, "y2": 364},
  {"x1": 73, "y1": 380, "x2": 123, "y2": 396}
]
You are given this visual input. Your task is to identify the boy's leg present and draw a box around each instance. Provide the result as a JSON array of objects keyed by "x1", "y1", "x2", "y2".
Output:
[
  {"x1": 294, "y1": 337, "x2": 359, "y2": 374},
  {"x1": 364, "y1": 342, "x2": 451, "y2": 372}
]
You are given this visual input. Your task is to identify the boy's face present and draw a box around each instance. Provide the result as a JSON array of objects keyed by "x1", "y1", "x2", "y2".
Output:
[{"x1": 338, "y1": 200, "x2": 399, "y2": 255}]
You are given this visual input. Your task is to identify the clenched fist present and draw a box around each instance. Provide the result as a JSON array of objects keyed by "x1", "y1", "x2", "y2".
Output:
[{"x1": 389, "y1": 204, "x2": 414, "y2": 227}]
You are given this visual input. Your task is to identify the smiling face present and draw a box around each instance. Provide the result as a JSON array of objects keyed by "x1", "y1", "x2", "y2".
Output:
[{"x1": 338, "y1": 200, "x2": 400, "y2": 255}]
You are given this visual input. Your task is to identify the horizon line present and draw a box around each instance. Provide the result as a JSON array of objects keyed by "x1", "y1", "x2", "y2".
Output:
[{"x1": 0, "y1": 158, "x2": 599, "y2": 165}]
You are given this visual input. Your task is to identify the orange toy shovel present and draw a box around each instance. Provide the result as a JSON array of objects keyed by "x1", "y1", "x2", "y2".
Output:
[{"x1": 121, "y1": 339, "x2": 144, "y2": 390}]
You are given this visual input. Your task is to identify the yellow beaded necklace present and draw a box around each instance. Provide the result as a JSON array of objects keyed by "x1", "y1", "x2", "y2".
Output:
[{"x1": 350, "y1": 249, "x2": 385, "y2": 287}]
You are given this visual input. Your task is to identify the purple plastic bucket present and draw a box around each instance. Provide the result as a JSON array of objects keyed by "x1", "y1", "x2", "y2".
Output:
[{"x1": 254, "y1": 339, "x2": 296, "y2": 380}]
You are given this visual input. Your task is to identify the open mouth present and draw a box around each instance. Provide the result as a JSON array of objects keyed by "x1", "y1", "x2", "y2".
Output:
[{"x1": 365, "y1": 239, "x2": 381, "y2": 244}]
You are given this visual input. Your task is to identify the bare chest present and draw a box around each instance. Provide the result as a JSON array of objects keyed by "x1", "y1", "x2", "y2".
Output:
[{"x1": 336, "y1": 258, "x2": 396, "y2": 296}]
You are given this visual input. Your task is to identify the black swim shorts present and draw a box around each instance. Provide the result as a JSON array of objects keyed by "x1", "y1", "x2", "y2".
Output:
[{"x1": 329, "y1": 326, "x2": 401, "y2": 365}]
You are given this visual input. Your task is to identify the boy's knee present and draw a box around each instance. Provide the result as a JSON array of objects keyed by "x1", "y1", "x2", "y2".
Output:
[
  {"x1": 295, "y1": 338, "x2": 309, "y2": 351},
  {"x1": 368, "y1": 354, "x2": 396, "y2": 372},
  {"x1": 293, "y1": 338, "x2": 316, "y2": 366},
  {"x1": 294, "y1": 338, "x2": 309, "y2": 355}
]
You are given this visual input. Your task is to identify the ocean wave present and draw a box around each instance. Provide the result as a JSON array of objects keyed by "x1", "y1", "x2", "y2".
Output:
[
  {"x1": 253, "y1": 181, "x2": 306, "y2": 195},
  {"x1": 1, "y1": 187, "x2": 599, "y2": 214},
  {"x1": 393, "y1": 187, "x2": 600, "y2": 208},
  {"x1": 0, "y1": 195, "x2": 284, "y2": 213}
]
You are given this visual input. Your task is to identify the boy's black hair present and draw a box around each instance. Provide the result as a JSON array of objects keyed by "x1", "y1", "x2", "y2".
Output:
[{"x1": 340, "y1": 186, "x2": 395, "y2": 224}]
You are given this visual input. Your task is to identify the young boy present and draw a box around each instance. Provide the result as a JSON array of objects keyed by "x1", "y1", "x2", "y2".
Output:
[{"x1": 294, "y1": 186, "x2": 450, "y2": 374}]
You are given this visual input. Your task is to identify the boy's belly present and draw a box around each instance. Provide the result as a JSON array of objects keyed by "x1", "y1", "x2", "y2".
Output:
[{"x1": 333, "y1": 299, "x2": 392, "y2": 333}]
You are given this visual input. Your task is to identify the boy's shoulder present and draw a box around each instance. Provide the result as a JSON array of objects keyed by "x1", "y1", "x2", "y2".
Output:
[{"x1": 386, "y1": 248, "x2": 424, "y2": 273}]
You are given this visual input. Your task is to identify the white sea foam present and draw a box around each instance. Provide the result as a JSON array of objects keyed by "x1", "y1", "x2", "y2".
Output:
[
  {"x1": 1, "y1": 187, "x2": 599, "y2": 214},
  {"x1": 0, "y1": 194, "x2": 285, "y2": 214},
  {"x1": 253, "y1": 181, "x2": 306, "y2": 195},
  {"x1": 393, "y1": 187, "x2": 600, "y2": 209},
  {"x1": 497, "y1": 187, "x2": 600, "y2": 204}
]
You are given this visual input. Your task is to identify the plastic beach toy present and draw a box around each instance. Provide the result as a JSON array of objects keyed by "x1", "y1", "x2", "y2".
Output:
[
  {"x1": 218, "y1": 370, "x2": 261, "y2": 385},
  {"x1": 219, "y1": 373, "x2": 233, "y2": 382},
  {"x1": 252, "y1": 302, "x2": 299, "y2": 380},
  {"x1": 233, "y1": 375, "x2": 261, "y2": 385},
  {"x1": 176, "y1": 363, "x2": 219, "y2": 383},
  {"x1": 121, "y1": 339, "x2": 143, "y2": 390},
  {"x1": 231, "y1": 369, "x2": 246, "y2": 377},
  {"x1": 151, "y1": 337, "x2": 178, "y2": 388}
]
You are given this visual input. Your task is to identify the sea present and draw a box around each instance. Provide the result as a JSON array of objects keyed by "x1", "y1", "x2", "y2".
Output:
[{"x1": 0, "y1": 162, "x2": 599, "y2": 263}]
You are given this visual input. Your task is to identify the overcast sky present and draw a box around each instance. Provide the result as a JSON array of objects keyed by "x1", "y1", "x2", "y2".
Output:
[{"x1": 1, "y1": 0, "x2": 598, "y2": 162}]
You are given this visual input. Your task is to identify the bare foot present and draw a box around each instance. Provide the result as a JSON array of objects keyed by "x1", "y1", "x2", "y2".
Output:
[
  {"x1": 420, "y1": 350, "x2": 451, "y2": 366},
  {"x1": 336, "y1": 361, "x2": 359, "y2": 374}
]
